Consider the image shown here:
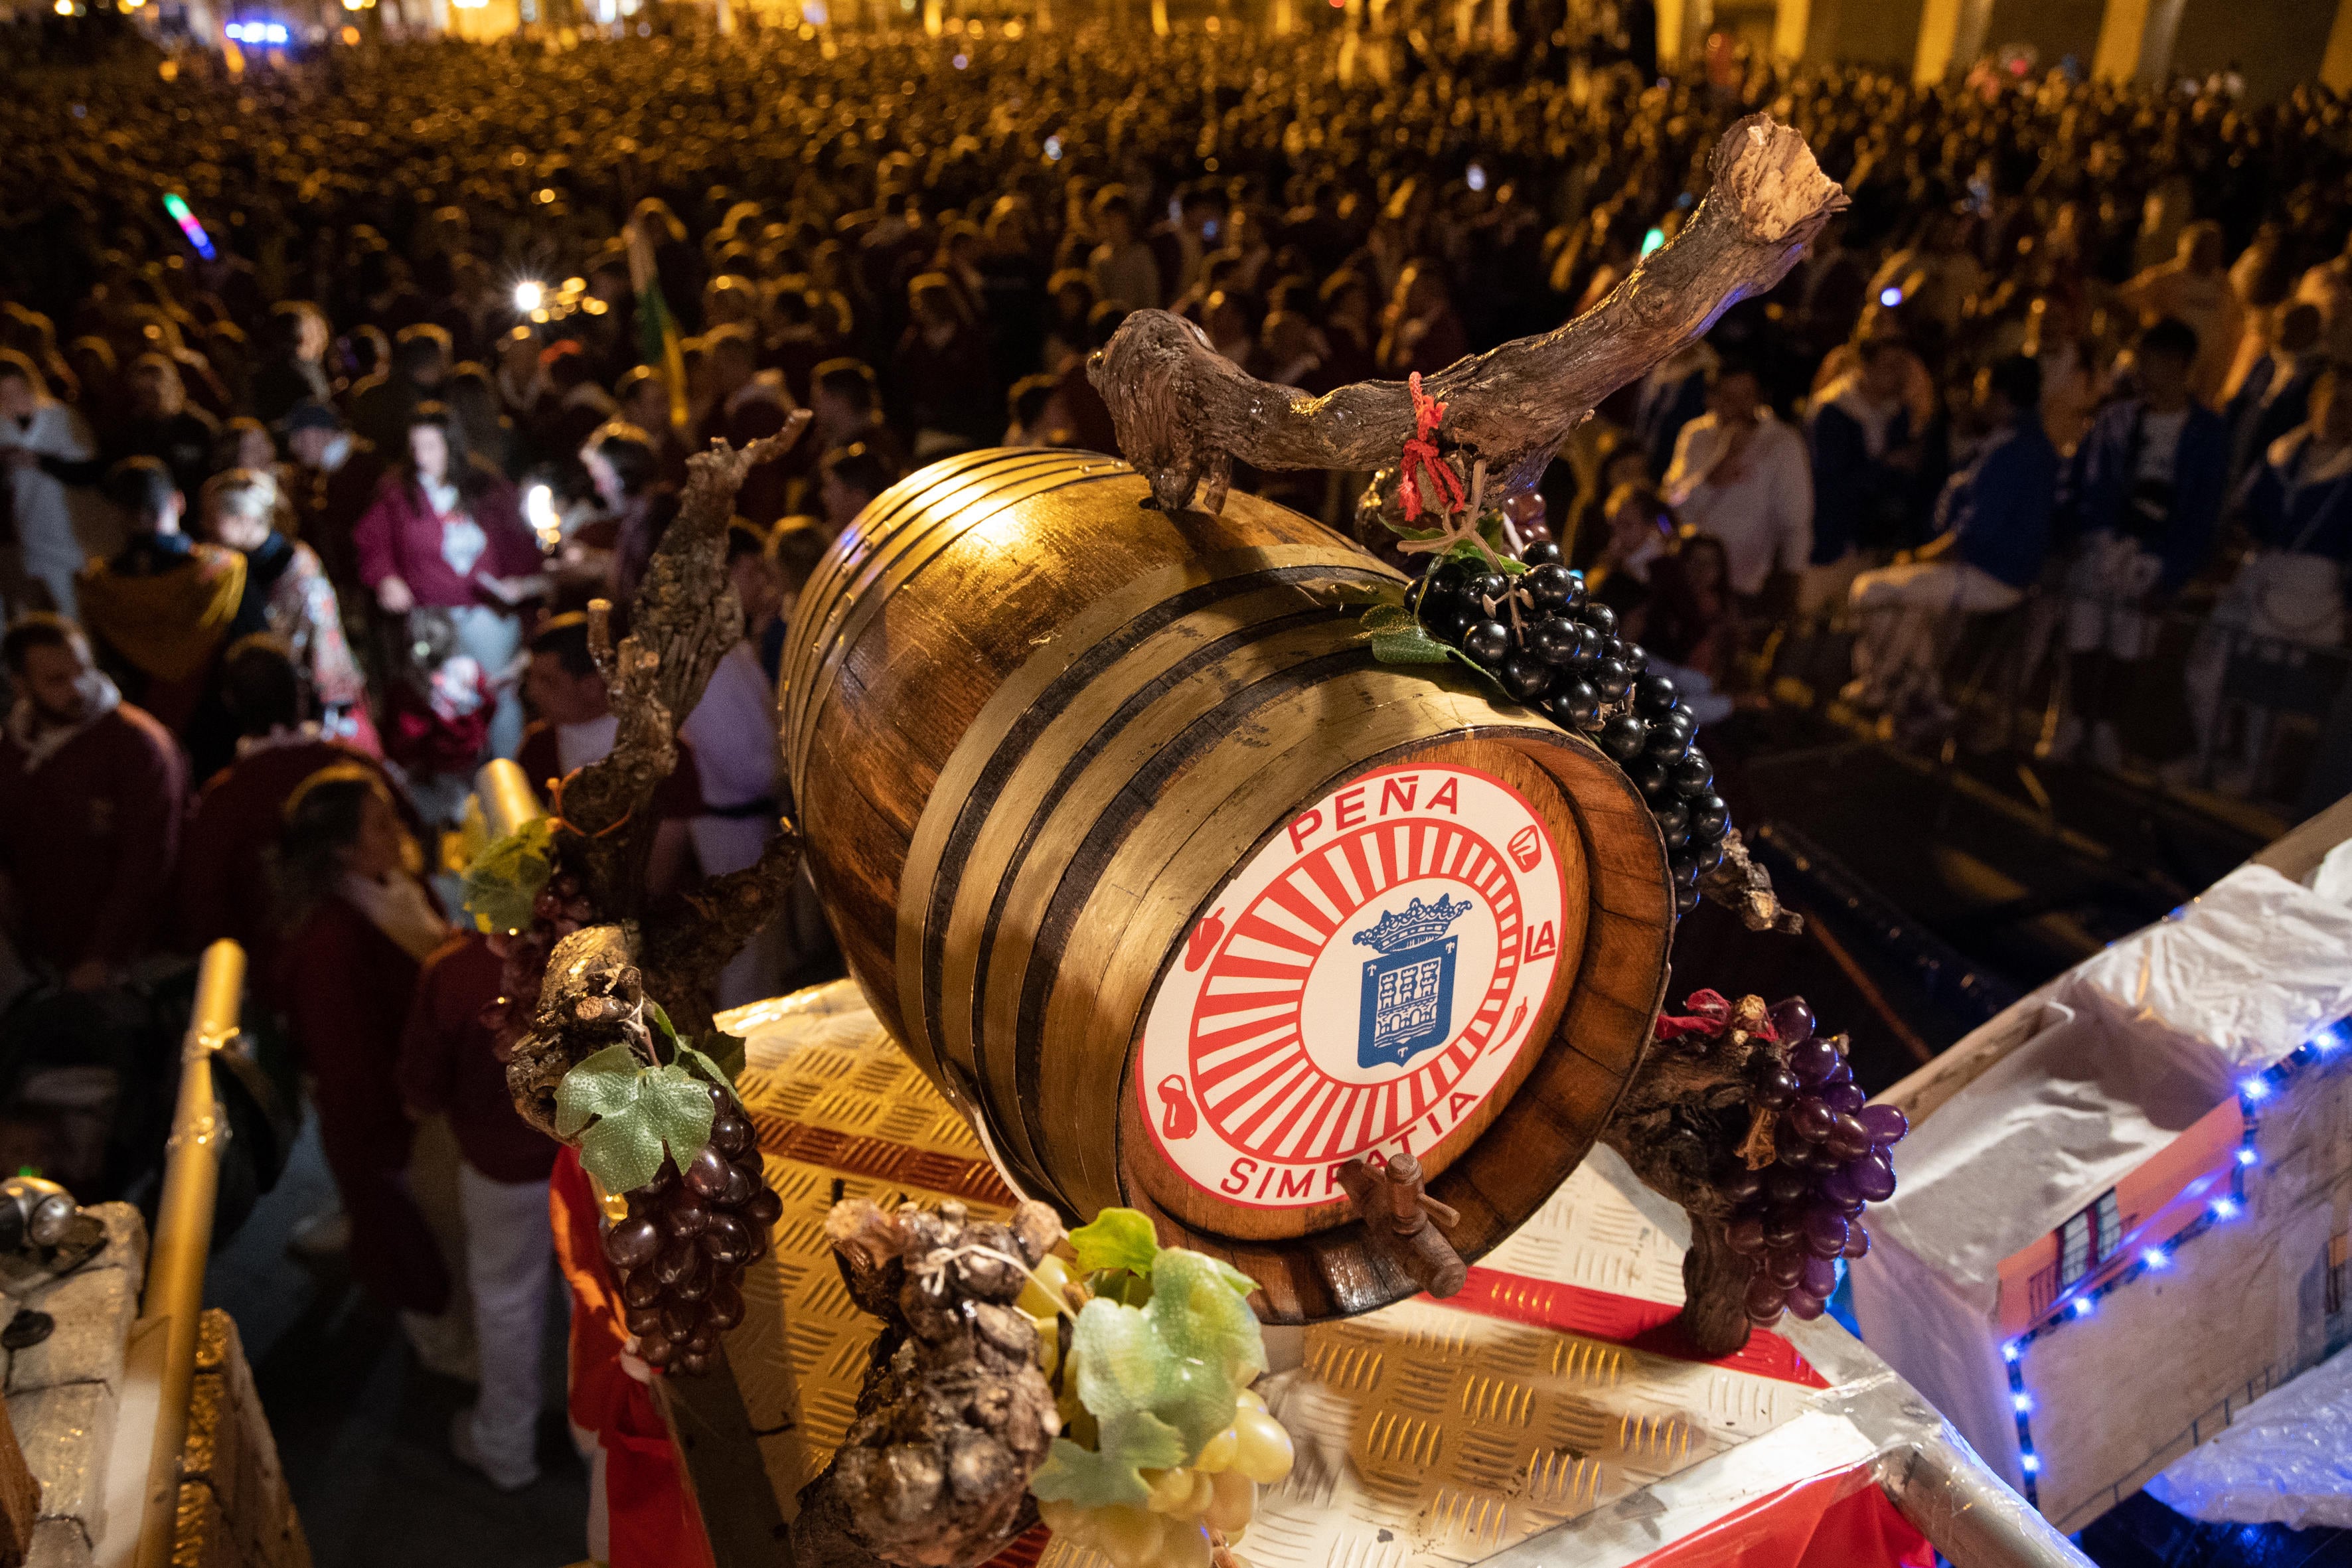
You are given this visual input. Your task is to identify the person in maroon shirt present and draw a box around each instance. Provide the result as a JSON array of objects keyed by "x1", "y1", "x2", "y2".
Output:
[
  {"x1": 400, "y1": 931, "x2": 560, "y2": 1490},
  {"x1": 0, "y1": 615, "x2": 187, "y2": 990},
  {"x1": 272, "y1": 764, "x2": 455, "y2": 1338},
  {"x1": 352, "y1": 404, "x2": 546, "y2": 759},
  {"x1": 174, "y1": 639, "x2": 400, "y2": 997}
]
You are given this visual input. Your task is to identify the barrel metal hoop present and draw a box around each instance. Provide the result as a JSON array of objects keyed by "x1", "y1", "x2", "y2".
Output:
[
  {"x1": 899, "y1": 550, "x2": 1394, "y2": 1085},
  {"x1": 785, "y1": 453, "x2": 1122, "y2": 789},
  {"x1": 937, "y1": 597, "x2": 1387, "y2": 1206},
  {"x1": 779, "y1": 449, "x2": 1061, "y2": 746},
  {"x1": 1002, "y1": 645, "x2": 1377, "y2": 1207}
]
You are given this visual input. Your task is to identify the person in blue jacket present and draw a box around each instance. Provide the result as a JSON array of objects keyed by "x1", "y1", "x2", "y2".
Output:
[
  {"x1": 2177, "y1": 364, "x2": 2352, "y2": 793},
  {"x1": 1806, "y1": 334, "x2": 1938, "y2": 615},
  {"x1": 2061, "y1": 317, "x2": 2230, "y2": 768},
  {"x1": 1843, "y1": 355, "x2": 2057, "y2": 718}
]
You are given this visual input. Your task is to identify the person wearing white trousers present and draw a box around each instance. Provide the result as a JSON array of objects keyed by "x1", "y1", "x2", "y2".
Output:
[
  {"x1": 1845, "y1": 358, "x2": 2059, "y2": 720},
  {"x1": 400, "y1": 931, "x2": 561, "y2": 1492},
  {"x1": 455, "y1": 1158, "x2": 555, "y2": 1488}
]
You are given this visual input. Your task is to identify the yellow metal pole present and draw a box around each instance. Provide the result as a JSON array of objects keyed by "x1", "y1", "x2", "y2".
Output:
[
  {"x1": 133, "y1": 941, "x2": 244, "y2": 1568},
  {"x1": 477, "y1": 757, "x2": 547, "y2": 840},
  {"x1": 2321, "y1": 0, "x2": 2352, "y2": 92}
]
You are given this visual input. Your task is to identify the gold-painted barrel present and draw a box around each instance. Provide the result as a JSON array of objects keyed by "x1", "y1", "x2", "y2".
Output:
[{"x1": 780, "y1": 449, "x2": 1672, "y2": 1320}]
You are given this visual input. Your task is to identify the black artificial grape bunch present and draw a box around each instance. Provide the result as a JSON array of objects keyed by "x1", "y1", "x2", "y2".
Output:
[
  {"x1": 1408, "y1": 541, "x2": 1731, "y2": 917},
  {"x1": 1717, "y1": 998, "x2": 1909, "y2": 1326},
  {"x1": 599, "y1": 1085, "x2": 785, "y2": 1376}
]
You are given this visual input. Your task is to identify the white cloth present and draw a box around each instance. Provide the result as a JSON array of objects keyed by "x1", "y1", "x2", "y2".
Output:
[
  {"x1": 1821, "y1": 376, "x2": 1899, "y2": 459},
  {"x1": 679, "y1": 642, "x2": 779, "y2": 816},
  {"x1": 2136, "y1": 407, "x2": 2189, "y2": 486},
  {"x1": 0, "y1": 399, "x2": 113, "y2": 619},
  {"x1": 5, "y1": 671, "x2": 121, "y2": 772},
  {"x1": 1851, "y1": 865, "x2": 2352, "y2": 1492},
  {"x1": 2184, "y1": 548, "x2": 2347, "y2": 749},
  {"x1": 439, "y1": 514, "x2": 488, "y2": 580},
  {"x1": 339, "y1": 872, "x2": 451, "y2": 961},
  {"x1": 458, "y1": 1160, "x2": 555, "y2": 1484},
  {"x1": 2147, "y1": 1348, "x2": 2352, "y2": 1529},
  {"x1": 1662, "y1": 411, "x2": 1813, "y2": 596},
  {"x1": 681, "y1": 641, "x2": 787, "y2": 1009},
  {"x1": 554, "y1": 713, "x2": 622, "y2": 777}
]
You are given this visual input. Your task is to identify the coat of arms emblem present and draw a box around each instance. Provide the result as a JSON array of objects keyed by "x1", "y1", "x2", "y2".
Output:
[{"x1": 1352, "y1": 894, "x2": 1474, "y2": 1069}]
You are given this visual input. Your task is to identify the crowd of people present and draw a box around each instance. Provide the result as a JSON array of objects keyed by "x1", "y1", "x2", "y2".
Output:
[{"x1": 0, "y1": 11, "x2": 2349, "y2": 1514}]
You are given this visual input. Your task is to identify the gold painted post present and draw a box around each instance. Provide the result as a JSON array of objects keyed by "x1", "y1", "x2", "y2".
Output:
[
  {"x1": 133, "y1": 940, "x2": 244, "y2": 1568},
  {"x1": 477, "y1": 757, "x2": 548, "y2": 840}
]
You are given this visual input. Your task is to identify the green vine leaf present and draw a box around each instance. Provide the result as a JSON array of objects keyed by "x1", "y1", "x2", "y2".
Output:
[
  {"x1": 1212, "y1": 1259, "x2": 1259, "y2": 1298},
  {"x1": 1069, "y1": 1248, "x2": 1269, "y2": 1457},
  {"x1": 677, "y1": 1041, "x2": 741, "y2": 1103},
  {"x1": 558, "y1": 1050, "x2": 716, "y2": 1196},
  {"x1": 1029, "y1": 1412, "x2": 1187, "y2": 1509},
  {"x1": 459, "y1": 817, "x2": 556, "y2": 935},
  {"x1": 580, "y1": 1109, "x2": 666, "y2": 1196},
  {"x1": 554, "y1": 1044, "x2": 642, "y2": 1139},
  {"x1": 637, "y1": 1063, "x2": 718, "y2": 1160},
  {"x1": 706, "y1": 1031, "x2": 747, "y2": 1083},
  {"x1": 1070, "y1": 1208, "x2": 1159, "y2": 1277},
  {"x1": 1368, "y1": 620, "x2": 1460, "y2": 666}
]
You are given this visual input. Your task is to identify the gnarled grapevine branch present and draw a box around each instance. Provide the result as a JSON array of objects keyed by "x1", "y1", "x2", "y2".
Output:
[
  {"x1": 791, "y1": 1198, "x2": 1066, "y2": 1568},
  {"x1": 506, "y1": 424, "x2": 813, "y2": 1133},
  {"x1": 1599, "y1": 996, "x2": 1776, "y2": 1356},
  {"x1": 1090, "y1": 115, "x2": 1846, "y2": 515},
  {"x1": 1700, "y1": 828, "x2": 1802, "y2": 934},
  {"x1": 562, "y1": 413, "x2": 811, "y2": 921}
]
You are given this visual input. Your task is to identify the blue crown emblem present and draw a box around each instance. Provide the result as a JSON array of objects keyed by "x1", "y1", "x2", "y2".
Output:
[
  {"x1": 1353, "y1": 896, "x2": 1474, "y2": 1070},
  {"x1": 1352, "y1": 895, "x2": 1473, "y2": 955}
]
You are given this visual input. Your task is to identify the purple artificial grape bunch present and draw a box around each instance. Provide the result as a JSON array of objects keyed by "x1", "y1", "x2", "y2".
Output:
[
  {"x1": 599, "y1": 1083, "x2": 785, "y2": 1375},
  {"x1": 1411, "y1": 543, "x2": 1729, "y2": 917},
  {"x1": 1717, "y1": 996, "x2": 1909, "y2": 1325}
]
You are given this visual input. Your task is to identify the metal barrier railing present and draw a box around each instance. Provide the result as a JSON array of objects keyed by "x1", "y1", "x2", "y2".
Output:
[
  {"x1": 1775, "y1": 587, "x2": 2350, "y2": 807},
  {"x1": 132, "y1": 940, "x2": 244, "y2": 1568}
]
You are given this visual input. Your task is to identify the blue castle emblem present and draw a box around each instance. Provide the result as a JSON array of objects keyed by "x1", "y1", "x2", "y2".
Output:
[{"x1": 1352, "y1": 895, "x2": 1473, "y2": 1069}]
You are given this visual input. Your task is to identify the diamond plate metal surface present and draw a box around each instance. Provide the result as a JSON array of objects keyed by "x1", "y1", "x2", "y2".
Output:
[
  {"x1": 718, "y1": 984, "x2": 1808, "y2": 1563},
  {"x1": 720, "y1": 984, "x2": 1016, "y2": 1505}
]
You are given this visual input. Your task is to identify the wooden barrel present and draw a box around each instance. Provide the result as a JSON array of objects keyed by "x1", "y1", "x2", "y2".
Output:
[{"x1": 780, "y1": 449, "x2": 1672, "y2": 1320}]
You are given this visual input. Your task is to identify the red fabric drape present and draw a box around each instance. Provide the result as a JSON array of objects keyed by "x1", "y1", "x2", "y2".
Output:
[
  {"x1": 1628, "y1": 1462, "x2": 1934, "y2": 1568},
  {"x1": 550, "y1": 1145, "x2": 716, "y2": 1568}
]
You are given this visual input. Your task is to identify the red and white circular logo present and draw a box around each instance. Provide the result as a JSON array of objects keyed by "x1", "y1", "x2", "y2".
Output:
[{"x1": 1135, "y1": 763, "x2": 1568, "y2": 1211}]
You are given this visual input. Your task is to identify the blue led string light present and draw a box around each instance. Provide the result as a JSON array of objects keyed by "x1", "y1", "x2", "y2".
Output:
[{"x1": 1999, "y1": 1014, "x2": 2347, "y2": 1500}]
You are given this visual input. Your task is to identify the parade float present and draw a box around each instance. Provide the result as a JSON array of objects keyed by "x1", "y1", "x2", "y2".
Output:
[{"x1": 429, "y1": 110, "x2": 2120, "y2": 1568}]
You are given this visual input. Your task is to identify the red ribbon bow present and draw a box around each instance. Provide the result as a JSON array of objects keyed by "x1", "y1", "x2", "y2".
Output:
[
  {"x1": 1397, "y1": 372, "x2": 1466, "y2": 524},
  {"x1": 1654, "y1": 988, "x2": 1753, "y2": 1043}
]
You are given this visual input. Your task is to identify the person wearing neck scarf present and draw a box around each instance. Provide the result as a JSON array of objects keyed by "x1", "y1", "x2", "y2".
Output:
[
  {"x1": 74, "y1": 458, "x2": 262, "y2": 747},
  {"x1": 0, "y1": 615, "x2": 186, "y2": 992},
  {"x1": 200, "y1": 467, "x2": 374, "y2": 754},
  {"x1": 271, "y1": 763, "x2": 459, "y2": 1358}
]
